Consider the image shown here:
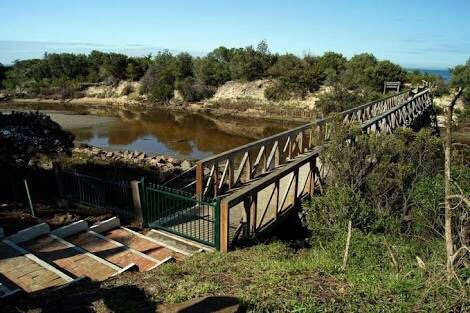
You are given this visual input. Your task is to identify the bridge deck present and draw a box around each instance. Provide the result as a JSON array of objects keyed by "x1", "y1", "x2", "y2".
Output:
[
  {"x1": 152, "y1": 89, "x2": 432, "y2": 252},
  {"x1": 214, "y1": 89, "x2": 433, "y2": 251}
]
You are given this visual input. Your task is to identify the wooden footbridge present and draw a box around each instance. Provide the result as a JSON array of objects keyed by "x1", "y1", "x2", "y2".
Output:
[
  {"x1": 56, "y1": 88, "x2": 434, "y2": 253},
  {"x1": 190, "y1": 88, "x2": 433, "y2": 252}
]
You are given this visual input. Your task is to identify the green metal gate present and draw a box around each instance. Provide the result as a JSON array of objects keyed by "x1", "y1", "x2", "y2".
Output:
[{"x1": 139, "y1": 178, "x2": 220, "y2": 249}]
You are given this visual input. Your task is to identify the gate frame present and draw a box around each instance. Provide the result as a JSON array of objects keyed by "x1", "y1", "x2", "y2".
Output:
[{"x1": 139, "y1": 178, "x2": 221, "y2": 250}]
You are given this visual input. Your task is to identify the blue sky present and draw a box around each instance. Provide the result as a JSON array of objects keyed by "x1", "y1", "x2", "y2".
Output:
[{"x1": 1, "y1": 0, "x2": 469, "y2": 69}]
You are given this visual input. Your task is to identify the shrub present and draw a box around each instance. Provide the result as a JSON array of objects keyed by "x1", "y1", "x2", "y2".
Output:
[
  {"x1": 126, "y1": 57, "x2": 149, "y2": 81},
  {"x1": 320, "y1": 119, "x2": 442, "y2": 231},
  {"x1": 450, "y1": 58, "x2": 470, "y2": 105},
  {"x1": 174, "y1": 52, "x2": 193, "y2": 81},
  {"x1": 140, "y1": 51, "x2": 177, "y2": 102},
  {"x1": 193, "y1": 54, "x2": 231, "y2": 87},
  {"x1": 304, "y1": 186, "x2": 380, "y2": 240},
  {"x1": 341, "y1": 54, "x2": 406, "y2": 91},
  {"x1": 120, "y1": 84, "x2": 134, "y2": 96},
  {"x1": 316, "y1": 85, "x2": 382, "y2": 115},
  {"x1": 0, "y1": 111, "x2": 75, "y2": 166},
  {"x1": 265, "y1": 54, "x2": 321, "y2": 100},
  {"x1": 175, "y1": 77, "x2": 215, "y2": 102},
  {"x1": 411, "y1": 165, "x2": 469, "y2": 237},
  {"x1": 0, "y1": 63, "x2": 7, "y2": 88},
  {"x1": 264, "y1": 81, "x2": 292, "y2": 101}
]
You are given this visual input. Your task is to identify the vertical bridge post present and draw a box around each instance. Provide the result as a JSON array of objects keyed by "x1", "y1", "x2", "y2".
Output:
[{"x1": 130, "y1": 180, "x2": 143, "y2": 226}]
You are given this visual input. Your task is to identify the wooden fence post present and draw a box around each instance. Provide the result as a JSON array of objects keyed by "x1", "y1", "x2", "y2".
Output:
[
  {"x1": 220, "y1": 201, "x2": 229, "y2": 253},
  {"x1": 195, "y1": 162, "x2": 203, "y2": 199},
  {"x1": 130, "y1": 180, "x2": 143, "y2": 226},
  {"x1": 53, "y1": 162, "x2": 63, "y2": 198}
]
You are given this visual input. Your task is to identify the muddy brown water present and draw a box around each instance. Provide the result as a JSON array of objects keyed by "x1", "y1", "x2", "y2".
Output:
[{"x1": 1, "y1": 103, "x2": 300, "y2": 160}]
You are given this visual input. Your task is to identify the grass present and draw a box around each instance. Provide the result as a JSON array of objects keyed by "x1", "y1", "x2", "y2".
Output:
[
  {"x1": 106, "y1": 232, "x2": 467, "y2": 312},
  {"x1": 8, "y1": 231, "x2": 466, "y2": 312}
]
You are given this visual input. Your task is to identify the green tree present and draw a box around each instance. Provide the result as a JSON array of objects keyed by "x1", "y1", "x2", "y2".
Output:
[
  {"x1": 450, "y1": 58, "x2": 470, "y2": 106},
  {"x1": 370, "y1": 60, "x2": 407, "y2": 90},
  {"x1": 265, "y1": 54, "x2": 321, "y2": 100},
  {"x1": 174, "y1": 52, "x2": 194, "y2": 81},
  {"x1": 175, "y1": 76, "x2": 215, "y2": 102},
  {"x1": 0, "y1": 63, "x2": 7, "y2": 88},
  {"x1": 316, "y1": 85, "x2": 381, "y2": 115},
  {"x1": 229, "y1": 41, "x2": 274, "y2": 81},
  {"x1": 126, "y1": 57, "x2": 148, "y2": 81},
  {"x1": 341, "y1": 53, "x2": 378, "y2": 89},
  {"x1": 141, "y1": 51, "x2": 177, "y2": 102},
  {"x1": 229, "y1": 46, "x2": 265, "y2": 81},
  {"x1": 315, "y1": 51, "x2": 347, "y2": 81},
  {"x1": 320, "y1": 119, "x2": 442, "y2": 230},
  {"x1": 0, "y1": 111, "x2": 75, "y2": 166},
  {"x1": 101, "y1": 53, "x2": 128, "y2": 81},
  {"x1": 193, "y1": 55, "x2": 231, "y2": 87}
]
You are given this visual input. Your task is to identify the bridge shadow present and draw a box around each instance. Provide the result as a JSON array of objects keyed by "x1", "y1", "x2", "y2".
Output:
[
  {"x1": 2, "y1": 279, "x2": 243, "y2": 313},
  {"x1": 2, "y1": 279, "x2": 156, "y2": 313}
]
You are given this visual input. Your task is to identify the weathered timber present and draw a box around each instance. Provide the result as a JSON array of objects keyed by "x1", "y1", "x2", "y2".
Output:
[
  {"x1": 196, "y1": 90, "x2": 412, "y2": 199},
  {"x1": 217, "y1": 89, "x2": 433, "y2": 252}
]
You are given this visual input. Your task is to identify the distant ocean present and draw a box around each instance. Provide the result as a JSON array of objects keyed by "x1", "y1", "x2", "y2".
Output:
[{"x1": 407, "y1": 68, "x2": 451, "y2": 82}]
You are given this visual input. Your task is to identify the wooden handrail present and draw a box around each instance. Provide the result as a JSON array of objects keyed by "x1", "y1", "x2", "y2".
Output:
[
  {"x1": 196, "y1": 89, "x2": 412, "y2": 198},
  {"x1": 221, "y1": 89, "x2": 427, "y2": 207},
  {"x1": 199, "y1": 89, "x2": 411, "y2": 166},
  {"x1": 218, "y1": 89, "x2": 432, "y2": 251}
]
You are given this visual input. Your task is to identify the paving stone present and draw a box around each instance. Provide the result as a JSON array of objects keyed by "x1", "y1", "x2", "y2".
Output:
[
  {"x1": 104, "y1": 228, "x2": 186, "y2": 261},
  {"x1": 0, "y1": 242, "x2": 66, "y2": 292},
  {"x1": 67, "y1": 232, "x2": 157, "y2": 272},
  {"x1": 20, "y1": 235, "x2": 117, "y2": 281}
]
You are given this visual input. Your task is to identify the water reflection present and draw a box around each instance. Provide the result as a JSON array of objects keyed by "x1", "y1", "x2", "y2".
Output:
[
  {"x1": 76, "y1": 110, "x2": 255, "y2": 159},
  {"x1": 1, "y1": 104, "x2": 297, "y2": 160}
]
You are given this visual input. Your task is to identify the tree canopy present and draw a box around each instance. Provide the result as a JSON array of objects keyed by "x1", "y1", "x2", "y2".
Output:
[
  {"x1": 450, "y1": 58, "x2": 470, "y2": 106},
  {"x1": 0, "y1": 41, "x2": 450, "y2": 104},
  {"x1": 0, "y1": 111, "x2": 75, "y2": 166}
]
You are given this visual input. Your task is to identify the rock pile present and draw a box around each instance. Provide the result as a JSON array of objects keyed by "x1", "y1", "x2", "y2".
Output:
[{"x1": 73, "y1": 144, "x2": 195, "y2": 176}]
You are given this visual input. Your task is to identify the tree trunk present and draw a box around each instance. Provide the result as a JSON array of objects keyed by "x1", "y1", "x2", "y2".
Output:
[{"x1": 444, "y1": 88, "x2": 463, "y2": 277}]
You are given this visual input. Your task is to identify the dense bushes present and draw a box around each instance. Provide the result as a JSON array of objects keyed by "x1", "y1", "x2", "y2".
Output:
[
  {"x1": 304, "y1": 120, "x2": 443, "y2": 239},
  {"x1": 0, "y1": 111, "x2": 74, "y2": 166},
  {"x1": 411, "y1": 165, "x2": 469, "y2": 237},
  {"x1": 1, "y1": 42, "x2": 453, "y2": 104},
  {"x1": 306, "y1": 186, "x2": 379, "y2": 239},
  {"x1": 450, "y1": 58, "x2": 470, "y2": 107},
  {"x1": 0, "y1": 63, "x2": 7, "y2": 88},
  {"x1": 316, "y1": 86, "x2": 382, "y2": 115},
  {"x1": 2, "y1": 51, "x2": 150, "y2": 97},
  {"x1": 264, "y1": 54, "x2": 321, "y2": 100},
  {"x1": 175, "y1": 77, "x2": 215, "y2": 102},
  {"x1": 140, "y1": 51, "x2": 177, "y2": 102},
  {"x1": 340, "y1": 53, "x2": 407, "y2": 91}
]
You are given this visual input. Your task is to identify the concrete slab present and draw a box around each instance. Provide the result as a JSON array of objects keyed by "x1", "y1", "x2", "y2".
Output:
[
  {"x1": 8, "y1": 223, "x2": 50, "y2": 244},
  {"x1": 51, "y1": 220, "x2": 88, "y2": 238},
  {"x1": 90, "y1": 217, "x2": 120, "y2": 234},
  {"x1": 148, "y1": 229, "x2": 212, "y2": 253}
]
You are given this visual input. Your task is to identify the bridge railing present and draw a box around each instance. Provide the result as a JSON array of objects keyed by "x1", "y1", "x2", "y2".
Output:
[
  {"x1": 195, "y1": 89, "x2": 412, "y2": 199},
  {"x1": 362, "y1": 89, "x2": 432, "y2": 133},
  {"x1": 218, "y1": 146, "x2": 321, "y2": 251},
  {"x1": 218, "y1": 88, "x2": 432, "y2": 252}
]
